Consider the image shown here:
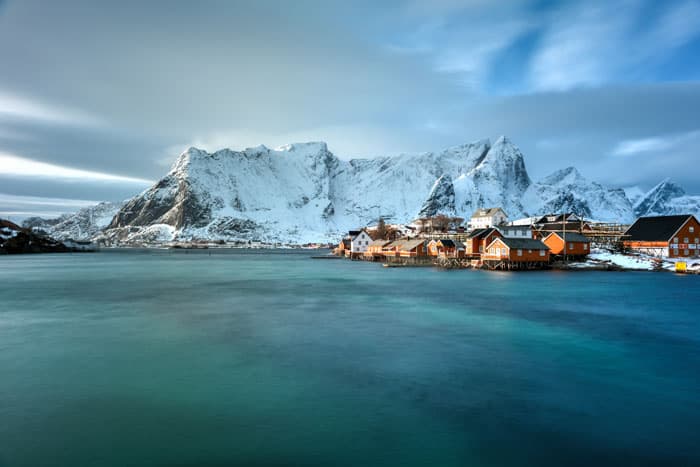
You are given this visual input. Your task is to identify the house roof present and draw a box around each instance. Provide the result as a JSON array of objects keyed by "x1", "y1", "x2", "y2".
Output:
[
  {"x1": 468, "y1": 227, "x2": 500, "y2": 239},
  {"x1": 368, "y1": 239, "x2": 392, "y2": 247},
  {"x1": 471, "y1": 207, "x2": 506, "y2": 218},
  {"x1": 399, "y1": 239, "x2": 426, "y2": 251},
  {"x1": 385, "y1": 239, "x2": 406, "y2": 249},
  {"x1": 453, "y1": 240, "x2": 465, "y2": 249},
  {"x1": 492, "y1": 237, "x2": 550, "y2": 250},
  {"x1": 535, "y1": 213, "x2": 580, "y2": 224},
  {"x1": 438, "y1": 239, "x2": 456, "y2": 248},
  {"x1": 348, "y1": 230, "x2": 361, "y2": 236},
  {"x1": 546, "y1": 231, "x2": 591, "y2": 243},
  {"x1": 624, "y1": 215, "x2": 695, "y2": 242}
]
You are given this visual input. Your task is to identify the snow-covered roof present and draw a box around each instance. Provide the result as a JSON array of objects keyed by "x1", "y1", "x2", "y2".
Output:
[{"x1": 471, "y1": 207, "x2": 506, "y2": 218}]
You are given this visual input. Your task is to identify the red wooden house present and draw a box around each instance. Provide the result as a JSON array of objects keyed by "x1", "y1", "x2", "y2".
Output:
[
  {"x1": 542, "y1": 231, "x2": 591, "y2": 258},
  {"x1": 623, "y1": 215, "x2": 700, "y2": 258}
]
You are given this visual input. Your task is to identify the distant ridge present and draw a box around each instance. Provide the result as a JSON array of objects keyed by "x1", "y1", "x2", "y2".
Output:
[{"x1": 22, "y1": 137, "x2": 700, "y2": 244}]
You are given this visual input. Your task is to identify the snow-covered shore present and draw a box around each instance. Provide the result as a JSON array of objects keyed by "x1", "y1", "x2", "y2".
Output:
[{"x1": 567, "y1": 248, "x2": 700, "y2": 272}]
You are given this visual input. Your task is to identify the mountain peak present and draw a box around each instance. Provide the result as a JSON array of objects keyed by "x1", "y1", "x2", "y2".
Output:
[
  {"x1": 473, "y1": 136, "x2": 531, "y2": 189},
  {"x1": 644, "y1": 178, "x2": 685, "y2": 198},
  {"x1": 493, "y1": 135, "x2": 510, "y2": 145},
  {"x1": 276, "y1": 141, "x2": 328, "y2": 154},
  {"x1": 633, "y1": 178, "x2": 686, "y2": 216},
  {"x1": 542, "y1": 166, "x2": 584, "y2": 185},
  {"x1": 634, "y1": 178, "x2": 685, "y2": 217}
]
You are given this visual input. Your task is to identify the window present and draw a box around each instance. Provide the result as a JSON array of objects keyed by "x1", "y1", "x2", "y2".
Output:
[
  {"x1": 568, "y1": 243, "x2": 574, "y2": 250},
  {"x1": 690, "y1": 226, "x2": 695, "y2": 233},
  {"x1": 684, "y1": 237, "x2": 689, "y2": 244},
  {"x1": 583, "y1": 244, "x2": 588, "y2": 250},
  {"x1": 539, "y1": 250, "x2": 545, "y2": 257},
  {"x1": 674, "y1": 237, "x2": 679, "y2": 243},
  {"x1": 673, "y1": 248, "x2": 679, "y2": 256},
  {"x1": 684, "y1": 249, "x2": 689, "y2": 256},
  {"x1": 517, "y1": 249, "x2": 522, "y2": 256},
  {"x1": 528, "y1": 249, "x2": 532, "y2": 253},
  {"x1": 696, "y1": 238, "x2": 699, "y2": 244}
]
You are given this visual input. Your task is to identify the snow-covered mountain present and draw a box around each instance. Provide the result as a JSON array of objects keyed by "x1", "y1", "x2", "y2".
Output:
[
  {"x1": 23, "y1": 201, "x2": 124, "y2": 241},
  {"x1": 633, "y1": 179, "x2": 700, "y2": 218},
  {"x1": 624, "y1": 186, "x2": 646, "y2": 206},
  {"x1": 419, "y1": 175, "x2": 456, "y2": 218},
  {"x1": 522, "y1": 167, "x2": 634, "y2": 222},
  {"x1": 101, "y1": 137, "x2": 534, "y2": 244},
  {"x1": 28, "y1": 136, "x2": 699, "y2": 244}
]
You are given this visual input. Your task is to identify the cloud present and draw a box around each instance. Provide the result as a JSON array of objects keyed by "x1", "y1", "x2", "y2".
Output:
[
  {"x1": 389, "y1": 1, "x2": 533, "y2": 89},
  {"x1": 0, "y1": 192, "x2": 100, "y2": 208},
  {"x1": 0, "y1": 193, "x2": 101, "y2": 222},
  {"x1": 611, "y1": 130, "x2": 700, "y2": 156},
  {"x1": 0, "y1": 0, "x2": 699, "y2": 206},
  {"x1": 0, "y1": 90, "x2": 104, "y2": 127},
  {"x1": 529, "y1": 2, "x2": 634, "y2": 91},
  {"x1": 529, "y1": 0, "x2": 700, "y2": 91},
  {"x1": 647, "y1": 0, "x2": 700, "y2": 49},
  {"x1": 612, "y1": 137, "x2": 674, "y2": 156},
  {"x1": 0, "y1": 151, "x2": 153, "y2": 184}
]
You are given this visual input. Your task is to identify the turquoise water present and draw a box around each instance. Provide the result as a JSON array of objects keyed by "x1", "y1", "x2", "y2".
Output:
[{"x1": 1, "y1": 249, "x2": 699, "y2": 466}]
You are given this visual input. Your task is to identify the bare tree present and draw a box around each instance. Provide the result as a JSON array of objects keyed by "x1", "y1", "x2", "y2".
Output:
[
  {"x1": 375, "y1": 217, "x2": 388, "y2": 239},
  {"x1": 432, "y1": 214, "x2": 451, "y2": 232}
]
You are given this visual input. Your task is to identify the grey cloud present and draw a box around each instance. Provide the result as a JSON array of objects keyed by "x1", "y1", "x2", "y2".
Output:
[{"x1": 0, "y1": 0, "x2": 699, "y2": 220}]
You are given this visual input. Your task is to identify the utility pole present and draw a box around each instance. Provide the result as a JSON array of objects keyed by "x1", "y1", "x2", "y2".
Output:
[{"x1": 563, "y1": 212, "x2": 567, "y2": 263}]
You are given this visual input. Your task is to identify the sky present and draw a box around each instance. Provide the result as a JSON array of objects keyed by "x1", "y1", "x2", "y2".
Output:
[{"x1": 1, "y1": 0, "x2": 700, "y2": 220}]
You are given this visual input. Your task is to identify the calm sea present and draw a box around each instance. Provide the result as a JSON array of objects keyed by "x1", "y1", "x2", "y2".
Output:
[{"x1": 1, "y1": 249, "x2": 699, "y2": 466}]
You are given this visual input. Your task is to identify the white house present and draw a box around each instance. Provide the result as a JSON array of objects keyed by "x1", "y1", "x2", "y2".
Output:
[
  {"x1": 498, "y1": 225, "x2": 533, "y2": 239},
  {"x1": 349, "y1": 229, "x2": 372, "y2": 254},
  {"x1": 470, "y1": 207, "x2": 508, "y2": 230}
]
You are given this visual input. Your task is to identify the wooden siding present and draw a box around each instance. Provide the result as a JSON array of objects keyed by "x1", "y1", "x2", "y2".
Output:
[
  {"x1": 481, "y1": 238, "x2": 550, "y2": 262},
  {"x1": 624, "y1": 216, "x2": 700, "y2": 258},
  {"x1": 543, "y1": 234, "x2": 590, "y2": 256}
]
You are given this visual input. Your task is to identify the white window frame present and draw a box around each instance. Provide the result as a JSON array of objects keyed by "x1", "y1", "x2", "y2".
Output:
[
  {"x1": 539, "y1": 250, "x2": 545, "y2": 257},
  {"x1": 517, "y1": 249, "x2": 522, "y2": 256}
]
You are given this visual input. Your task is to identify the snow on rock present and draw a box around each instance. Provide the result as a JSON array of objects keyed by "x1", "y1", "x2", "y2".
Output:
[
  {"x1": 624, "y1": 185, "x2": 646, "y2": 205},
  {"x1": 633, "y1": 179, "x2": 700, "y2": 218},
  {"x1": 570, "y1": 248, "x2": 700, "y2": 272},
  {"x1": 418, "y1": 175, "x2": 456, "y2": 217},
  {"x1": 586, "y1": 249, "x2": 656, "y2": 270},
  {"x1": 522, "y1": 167, "x2": 634, "y2": 222},
  {"x1": 104, "y1": 138, "x2": 497, "y2": 244},
  {"x1": 22, "y1": 201, "x2": 124, "y2": 241},
  {"x1": 37, "y1": 136, "x2": 697, "y2": 245}
]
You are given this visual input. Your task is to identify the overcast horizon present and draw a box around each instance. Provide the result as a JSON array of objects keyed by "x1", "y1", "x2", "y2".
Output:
[{"x1": 2, "y1": 0, "x2": 700, "y2": 221}]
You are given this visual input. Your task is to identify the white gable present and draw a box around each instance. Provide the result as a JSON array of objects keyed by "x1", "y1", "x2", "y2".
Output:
[{"x1": 350, "y1": 230, "x2": 372, "y2": 253}]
